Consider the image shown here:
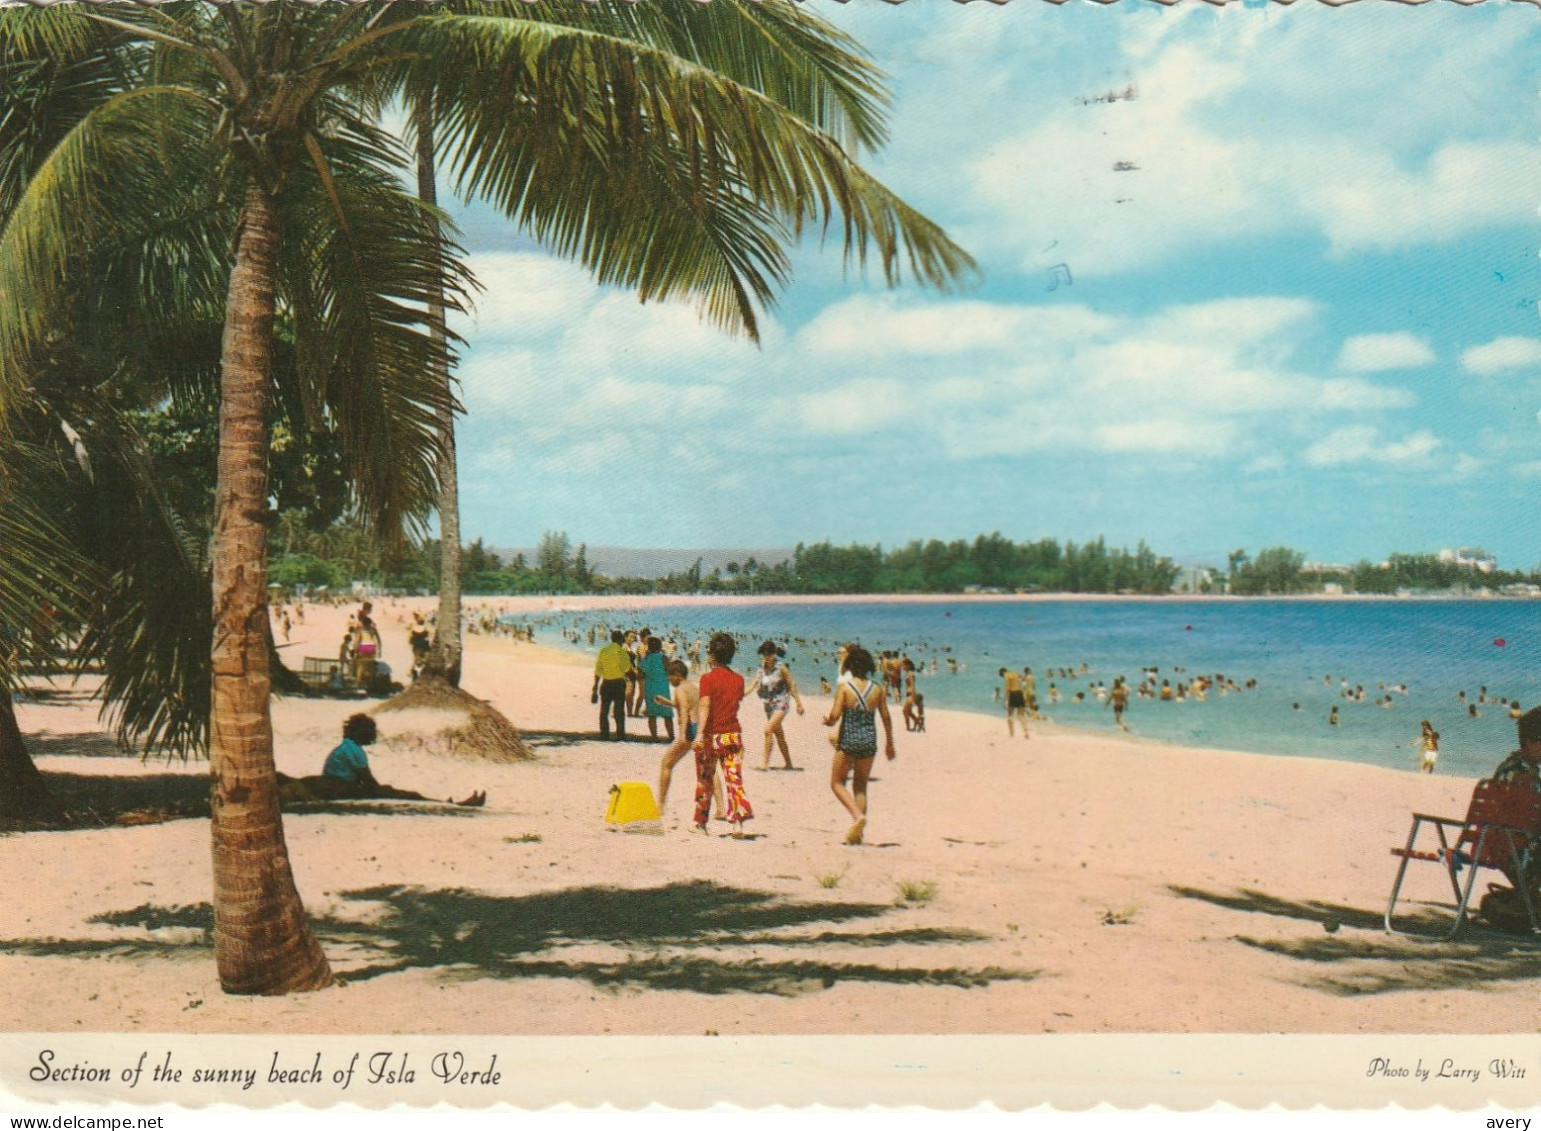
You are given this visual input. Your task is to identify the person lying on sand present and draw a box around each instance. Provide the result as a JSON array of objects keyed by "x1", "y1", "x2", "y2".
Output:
[{"x1": 278, "y1": 714, "x2": 485, "y2": 807}]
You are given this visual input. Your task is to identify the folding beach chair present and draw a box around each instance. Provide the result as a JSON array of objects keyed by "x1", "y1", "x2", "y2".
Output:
[{"x1": 1385, "y1": 777, "x2": 1541, "y2": 939}]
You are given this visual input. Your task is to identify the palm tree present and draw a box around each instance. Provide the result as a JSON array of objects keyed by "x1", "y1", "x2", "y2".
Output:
[
  {"x1": 1, "y1": 5, "x2": 465, "y2": 994},
  {"x1": 394, "y1": 1, "x2": 974, "y2": 689},
  {"x1": 1, "y1": 1, "x2": 970, "y2": 996}
]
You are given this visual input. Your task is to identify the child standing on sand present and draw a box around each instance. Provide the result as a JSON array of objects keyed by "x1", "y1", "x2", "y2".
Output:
[
  {"x1": 824, "y1": 645, "x2": 896, "y2": 845},
  {"x1": 692, "y1": 633, "x2": 754, "y2": 837},
  {"x1": 1415, "y1": 720, "x2": 1439, "y2": 773},
  {"x1": 657, "y1": 660, "x2": 725, "y2": 818}
]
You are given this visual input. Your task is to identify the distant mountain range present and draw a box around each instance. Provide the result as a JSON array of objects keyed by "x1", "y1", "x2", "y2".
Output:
[{"x1": 489, "y1": 545, "x2": 793, "y2": 580}]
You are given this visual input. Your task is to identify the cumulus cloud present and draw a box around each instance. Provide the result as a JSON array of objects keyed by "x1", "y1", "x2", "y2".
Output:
[
  {"x1": 1460, "y1": 336, "x2": 1541, "y2": 375},
  {"x1": 959, "y1": 10, "x2": 1537, "y2": 278},
  {"x1": 1304, "y1": 426, "x2": 1441, "y2": 467},
  {"x1": 1336, "y1": 333, "x2": 1435, "y2": 373},
  {"x1": 787, "y1": 292, "x2": 1419, "y2": 464},
  {"x1": 455, "y1": 252, "x2": 599, "y2": 337}
]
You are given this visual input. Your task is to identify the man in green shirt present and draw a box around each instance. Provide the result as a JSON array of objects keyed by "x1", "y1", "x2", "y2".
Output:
[{"x1": 592, "y1": 629, "x2": 633, "y2": 740}]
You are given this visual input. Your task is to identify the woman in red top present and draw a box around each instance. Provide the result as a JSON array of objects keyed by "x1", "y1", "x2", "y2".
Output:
[{"x1": 692, "y1": 632, "x2": 754, "y2": 837}]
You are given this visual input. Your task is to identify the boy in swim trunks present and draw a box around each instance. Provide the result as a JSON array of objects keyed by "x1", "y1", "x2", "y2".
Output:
[
  {"x1": 692, "y1": 633, "x2": 754, "y2": 836},
  {"x1": 657, "y1": 660, "x2": 724, "y2": 818}
]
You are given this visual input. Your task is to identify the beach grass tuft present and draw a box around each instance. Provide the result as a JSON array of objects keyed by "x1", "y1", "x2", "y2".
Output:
[
  {"x1": 505, "y1": 833, "x2": 543, "y2": 844},
  {"x1": 896, "y1": 879, "x2": 938, "y2": 904},
  {"x1": 1100, "y1": 903, "x2": 1139, "y2": 926},
  {"x1": 814, "y1": 866, "x2": 848, "y2": 890}
]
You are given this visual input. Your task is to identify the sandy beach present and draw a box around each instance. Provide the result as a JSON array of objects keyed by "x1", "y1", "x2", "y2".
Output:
[{"x1": 0, "y1": 595, "x2": 1528, "y2": 1035}]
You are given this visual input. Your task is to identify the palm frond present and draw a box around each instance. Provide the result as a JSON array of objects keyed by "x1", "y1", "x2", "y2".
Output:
[
  {"x1": 0, "y1": 436, "x2": 97, "y2": 691},
  {"x1": 280, "y1": 111, "x2": 474, "y2": 545},
  {"x1": 67, "y1": 413, "x2": 211, "y2": 759},
  {"x1": 0, "y1": 83, "x2": 220, "y2": 413},
  {"x1": 412, "y1": 13, "x2": 976, "y2": 341},
  {"x1": 466, "y1": 0, "x2": 891, "y2": 152}
]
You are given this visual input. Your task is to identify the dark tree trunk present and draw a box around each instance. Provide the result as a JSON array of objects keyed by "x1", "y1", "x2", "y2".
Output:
[
  {"x1": 413, "y1": 105, "x2": 463, "y2": 689},
  {"x1": 0, "y1": 685, "x2": 61, "y2": 828}
]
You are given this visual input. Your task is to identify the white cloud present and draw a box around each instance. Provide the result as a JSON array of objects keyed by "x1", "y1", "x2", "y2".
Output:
[
  {"x1": 799, "y1": 294, "x2": 1113, "y2": 360},
  {"x1": 456, "y1": 253, "x2": 598, "y2": 337},
  {"x1": 1336, "y1": 333, "x2": 1435, "y2": 373},
  {"x1": 1097, "y1": 418, "x2": 1235, "y2": 456},
  {"x1": 1245, "y1": 454, "x2": 1287, "y2": 475},
  {"x1": 1461, "y1": 336, "x2": 1541, "y2": 375},
  {"x1": 1315, "y1": 379, "x2": 1417, "y2": 411},
  {"x1": 960, "y1": 11, "x2": 1538, "y2": 277},
  {"x1": 1304, "y1": 426, "x2": 1441, "y2": 467},
  {"x1": 798, "y1": 379, "x2": 909, "y2": 436},
  {"x1": 783, "y1": 292, "x2": 1421, "y2": 465}
]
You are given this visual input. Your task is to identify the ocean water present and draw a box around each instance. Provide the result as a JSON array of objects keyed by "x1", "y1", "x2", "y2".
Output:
[{"x1": 509, "y1": 599, "x2": 1541, "y2": 779}]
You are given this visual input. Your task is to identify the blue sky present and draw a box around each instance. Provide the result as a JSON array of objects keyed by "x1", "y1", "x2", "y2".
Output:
[{"x1": 444, "y1": 2, "x2": 1541, "y2": 570}]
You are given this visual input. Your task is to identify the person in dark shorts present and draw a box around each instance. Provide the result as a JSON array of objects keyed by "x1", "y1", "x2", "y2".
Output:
[{"x1": 999, "y1": 667, "x2": 1029, "y2": 738}]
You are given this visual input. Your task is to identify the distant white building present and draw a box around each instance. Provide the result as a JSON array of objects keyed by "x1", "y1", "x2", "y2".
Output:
[
  {"x1": 1303, "y1": 561, "x2": 1353, "y2": 576},
  {"x1": 1437, "y1": 547, "x2": 1497, "y2": 573},
  {"x1": 1172, "y1": 566, "x2": 1216, "y2": 594}
]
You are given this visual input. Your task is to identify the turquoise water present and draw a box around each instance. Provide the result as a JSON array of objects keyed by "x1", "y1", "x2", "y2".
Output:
[{"x1": 508, "y1": 599, "x2": 1541, "y2": 779}]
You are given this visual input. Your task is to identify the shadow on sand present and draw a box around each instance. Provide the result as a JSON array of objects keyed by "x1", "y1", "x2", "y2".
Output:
[
  {"x1": 3, "y1": 881, "x2": 1031, "y2": 997},
  {"x1": 22, "y1": 731, "x2": 133, "y2": 759},
  {"x1": 1169, "y1": 884, "x2": 1541, "y2": 996}
]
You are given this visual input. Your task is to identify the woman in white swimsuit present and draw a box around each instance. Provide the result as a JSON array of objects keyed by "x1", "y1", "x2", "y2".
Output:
[{"x1": 746, "y1": 640, "x2": 803, "y2": 770}]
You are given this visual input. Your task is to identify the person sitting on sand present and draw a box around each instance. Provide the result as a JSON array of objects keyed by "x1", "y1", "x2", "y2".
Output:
[
  {"x1": 823, "y1": 645, "x2": 896, "y2": 846},
  {"x1": 692, "y1": 633, "x2": 754, "y2": 836},
  {"x1": 280, "y1": 714, "x2": 484, "y2": 806},
  {"x1": 1472, "y1": 707, "x2": 1541, "y2": 930},
  {"x1": 408, "y1": 613, "x2": 431, "y2": 677}
]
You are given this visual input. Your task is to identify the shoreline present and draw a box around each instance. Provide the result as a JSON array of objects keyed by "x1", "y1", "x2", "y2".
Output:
[
  {"x1": 419, "y1": 590, "x2": 1536, "y2": 612},
  {"x1": 3, "y1": 593, "x2": 1520, "y2": 1036},
  {"x1": 447, "y1": 595, "x2": 1511, "y2": 780},
  {"x1": 0, "y1": 597, "x2": 1504, "y2": 1041}
]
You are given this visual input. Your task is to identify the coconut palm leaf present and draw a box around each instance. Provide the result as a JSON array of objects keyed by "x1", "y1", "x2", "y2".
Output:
[
  {"x1": 0, "y1": 83, "x2": 223, "y2": 411},
  {"x1": 405, "y1": 9, "x2": 975, "y2": 341},
  {"x1": 279, "y1": 110, "x2": 474, "y2": 545},
  {"x1": 0, "y1": 437, "x2": 94, "y2": 688}
]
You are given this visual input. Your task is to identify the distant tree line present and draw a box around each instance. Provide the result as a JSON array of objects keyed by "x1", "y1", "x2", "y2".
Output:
[
  {"x1": 272, "y1": 529, "x2": 1183, "y2": 596},
  {"x1": 1223, "y1": 546, "x2": 1541, "y2": 595}
]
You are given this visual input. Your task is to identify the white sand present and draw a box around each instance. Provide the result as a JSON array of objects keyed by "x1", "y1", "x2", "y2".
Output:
[{"x1": 0, "y1": 595, "x2": 1520, "y2": 1034}]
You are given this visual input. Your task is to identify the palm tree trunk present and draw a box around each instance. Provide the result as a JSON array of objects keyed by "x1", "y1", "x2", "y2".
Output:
[
  {"x1": 414, "y1": 106, "x2": 463, "y2": 688},
  {"x1": 209, "y1": 175, "x2": 332, "y2": 995},
  {"x1": 0, "y1": 685, "x2": 60, "y2": 828}
]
